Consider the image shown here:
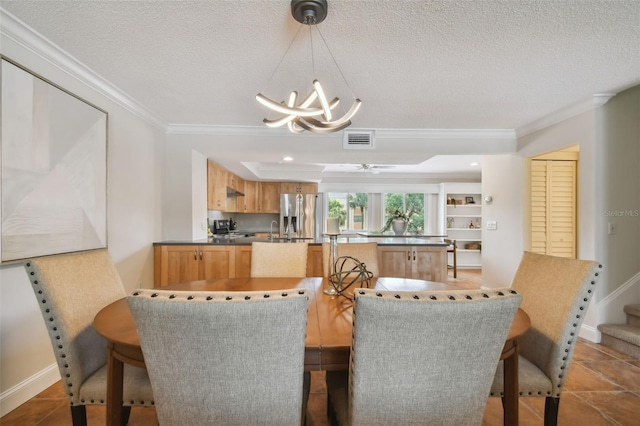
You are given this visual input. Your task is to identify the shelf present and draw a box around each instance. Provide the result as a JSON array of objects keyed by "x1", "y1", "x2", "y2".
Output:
[
  {"x1": 446, "y1": 214, "x2": 482, "y2": 218},
  {"x1": 458, "y1": 249, "x2": 481, "y2": 253},
  {"x1": 447, "y1": 228, "x2": 481, "y2": 231}
]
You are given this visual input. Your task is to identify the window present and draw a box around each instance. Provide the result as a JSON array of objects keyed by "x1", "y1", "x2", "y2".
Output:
[
  {"x1": 384, "y1": 193, "x2": 425, "y2": 234},
  {"x1": 327, "y1": 193, "x2": 370, "y2": 232}
]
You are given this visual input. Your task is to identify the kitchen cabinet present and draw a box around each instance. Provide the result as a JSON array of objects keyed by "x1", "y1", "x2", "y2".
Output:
[
  {"x1": 207, "y1": 160, "x2": 227, "y2": 211},
  {"x1": 154, "y1": 245, "x2": 235, "y2": 287},
  {"x1": 378, "y1": 246, "x2": 446, "y2": 282},
  {"x1": 259, "y1": 182, "x2": 280, "y2": 213},
  {"x1": 227, "y1": 172, "x2": 240, "y2": 192},
  {"x1": 235, "y1": 245, "x2": 253, "y2": 278},
  {"x1": 280, "y1": 182, "x2": 318, "y2": 194},
  {"x1": 238, "y1": 180, "x2": 259, "y2": 213},
  {"x1": 307, "y1": 245, "x2": 323, "y2": 277}
]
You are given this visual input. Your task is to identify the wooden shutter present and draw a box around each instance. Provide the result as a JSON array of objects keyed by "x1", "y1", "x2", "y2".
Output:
[{"x1": 530, "y1": 160, "x2": 576, "y2": 258}]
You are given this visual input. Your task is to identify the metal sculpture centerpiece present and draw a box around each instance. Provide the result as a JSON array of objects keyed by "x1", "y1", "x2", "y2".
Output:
[{"x1": 328, "y1": 255, "x2": 373, "y2": 299}]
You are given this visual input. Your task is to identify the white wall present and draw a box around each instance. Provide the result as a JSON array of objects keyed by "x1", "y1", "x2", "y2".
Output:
[
  {"x1": 481, "y1": 155, "x2": 525, "y2": 288},
  {"x1": 498, "y1": 109, "x2": 601, "y2": 340},
  {"x1": 0, "y1": 22, "x2": 164, "y2": 415},
  {"x1": 595, "y1": 85, "x2": 640, "y2": 325}
]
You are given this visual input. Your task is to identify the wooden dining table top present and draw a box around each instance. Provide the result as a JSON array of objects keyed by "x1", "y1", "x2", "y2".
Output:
[{"x1": 94, "y1": 276, "x2": 530, "y2": 371}]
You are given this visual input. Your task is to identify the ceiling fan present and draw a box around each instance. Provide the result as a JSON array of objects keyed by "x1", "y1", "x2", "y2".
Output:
[{"x1": 351, "y1": 164, "x2": 394, "y2": 174}]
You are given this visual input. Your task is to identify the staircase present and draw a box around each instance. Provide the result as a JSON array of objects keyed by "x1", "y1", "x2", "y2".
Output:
[{"x1": 598, "y1": 304, "x2": 640, "y2": 358}]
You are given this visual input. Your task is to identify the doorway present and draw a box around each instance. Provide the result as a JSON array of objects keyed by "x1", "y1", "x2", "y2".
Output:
[{"x1": 530, "y1": 146, "x2": 579, "y2": 258}]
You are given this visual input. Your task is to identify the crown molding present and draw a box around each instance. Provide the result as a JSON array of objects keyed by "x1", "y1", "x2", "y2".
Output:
[
  {"x1": 516, "y1": 93, "x2": 616, "y2": 138},
  {"x1": 0, "y1": 8, "x2": 166, "y2": 131},
  {"x1": 167, "y1": 123, "x2": 516, "y2": 142}
]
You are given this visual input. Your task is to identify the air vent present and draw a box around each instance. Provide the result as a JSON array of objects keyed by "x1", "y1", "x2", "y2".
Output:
[{"x1": 343, "y1": 130, "x2": 375, "y2": 150}]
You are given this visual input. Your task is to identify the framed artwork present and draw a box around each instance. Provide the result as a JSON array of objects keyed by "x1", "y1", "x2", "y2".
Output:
[
  {"x1": 465, "y1": 196, "x2": 475, "y2": 204},
  {"x1": 1, "y1": 57, "x2": 108, "y2": 262}
]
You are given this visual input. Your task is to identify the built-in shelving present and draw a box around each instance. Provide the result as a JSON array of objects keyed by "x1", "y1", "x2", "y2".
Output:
[{"x1": 441, "y1": 183, "x2": 482, "y2": 269}]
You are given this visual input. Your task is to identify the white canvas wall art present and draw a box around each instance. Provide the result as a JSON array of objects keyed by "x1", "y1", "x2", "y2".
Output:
[{"x1": 1, "y1": 58, "x2": 107, "y2": 262}]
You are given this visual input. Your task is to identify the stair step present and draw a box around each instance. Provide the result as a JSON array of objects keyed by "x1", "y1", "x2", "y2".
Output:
[
  {"x1": 598, "y1": 323, "x2": 640, "y2": 345},
  {"x1": 598, "y1": 324, "x2": 640, "y2": 359},
  {"x1": 624, "y1": 304, "x2": 640, "y2": 327}
]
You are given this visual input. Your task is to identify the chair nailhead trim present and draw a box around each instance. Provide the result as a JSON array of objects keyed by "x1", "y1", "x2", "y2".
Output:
[
  {"x1": 226, "y1": 296, "x2": 232, "y2": 300},
  {"x1": 187, "y1": 295, "x2": 194, "y2": 300},
  {"x1": 169, "y1": 295, "x2": 176, "y2": 299},
  {"x1": 206, "y1": 296, "x2": 213, "y2": 300}
]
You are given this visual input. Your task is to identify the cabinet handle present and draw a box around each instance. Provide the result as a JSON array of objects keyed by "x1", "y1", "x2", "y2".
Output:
[
  {"x1": 407, "y1": 251, "x2": 411, "y2": 261},
  {"x1": 199, "y1": 251, "x2": 203, "y2": 260},
  {"x1": 413, "y1": 251, "x2": 416, "y2": 261},
  {"x1": 193, "y1": 250, "x2": 197, "y2": 260}
]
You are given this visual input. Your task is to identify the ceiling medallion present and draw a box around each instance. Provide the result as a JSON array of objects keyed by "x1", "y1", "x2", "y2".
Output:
[{"x1": 256, "y1": 0, "x2": 361, "y2": 134}]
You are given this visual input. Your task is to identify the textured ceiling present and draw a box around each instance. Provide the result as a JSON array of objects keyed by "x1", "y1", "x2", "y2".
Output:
[{"x1": 2, "y1": 0, "x2": 639, "y2": 180}]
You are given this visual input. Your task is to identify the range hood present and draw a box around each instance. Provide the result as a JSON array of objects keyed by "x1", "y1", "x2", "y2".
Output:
[{"x1": 226, "y1": 187, "x2": 244, "y2": 197}]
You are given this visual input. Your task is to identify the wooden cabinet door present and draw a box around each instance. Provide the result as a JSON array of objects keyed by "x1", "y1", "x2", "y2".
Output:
[
  {"x1": 306, "y1": 245, "x2": 323, "y2": 277},
  {"x1": 298, "y1": 183, "x2": 318, "y2": 194},
  {"x1": 155, "y1": 245, "x2": 200, "y2": 287},
  {"x1": 235, "y1": 245, "x2": 252, "y2": 278},
  {"x1": 281, "y1": 182, "x2": 318, "y2": 194},
  {"x1": 378, "y1": 246, "x2": 412, "y2": 278},
  {"x1": 241, "y1": 180, "x2": 259, "y2": 212},
  {"x1": 259, "y1": 182, "x2": 280, "y2": 213},
  {"x1": 207, "y1": 160, "x2": 227, "y2": 211},
  {"x1": 280, "y1": 182, "x2": 298, "y2": 194},
  {"x1": 412, "y1": 247, "x2": 446, "y2": 282},
  {"x1": 199, "y1": 246, "x2": 235, "y2": 279}
]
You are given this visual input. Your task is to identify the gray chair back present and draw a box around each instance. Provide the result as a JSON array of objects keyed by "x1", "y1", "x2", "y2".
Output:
[
  {"x1": 24, "y1": 249, "x2": 153, "y2": 421},
  {"x1": 347, "y1": 288, "x2": 521, "y2": 426},
  {"x1": 128, "y1": 288, "x2": 309, "y2": 425}
]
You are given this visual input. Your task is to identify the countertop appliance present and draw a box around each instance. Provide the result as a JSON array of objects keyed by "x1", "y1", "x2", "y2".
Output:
[
  {"x1": 280, "y1": 193, "x2": 324, "y2": 240},
  {"x1": 212, "y1": 219, "x2": 230, "y2": 234}
]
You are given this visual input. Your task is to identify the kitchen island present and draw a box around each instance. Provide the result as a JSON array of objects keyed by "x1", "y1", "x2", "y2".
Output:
[{"x1": 153, "y1": 236, "x2": 449, "y2": 288}]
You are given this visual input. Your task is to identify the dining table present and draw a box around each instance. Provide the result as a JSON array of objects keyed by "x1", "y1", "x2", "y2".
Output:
[{"x1": 94, "y1": 277, "x2": 530, "y2": 425}]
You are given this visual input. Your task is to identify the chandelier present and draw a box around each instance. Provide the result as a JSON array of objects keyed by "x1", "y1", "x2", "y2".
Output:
[{"x1": 256, "y1": 0, "x2": 361, "y2": 134}]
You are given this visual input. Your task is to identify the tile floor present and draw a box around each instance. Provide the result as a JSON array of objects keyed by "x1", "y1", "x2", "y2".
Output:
[{"x1": 3, "y1": 270, "x2": 639, "y2": 425}]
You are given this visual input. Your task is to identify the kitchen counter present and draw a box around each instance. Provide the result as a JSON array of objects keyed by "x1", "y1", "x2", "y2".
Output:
[
  {"x1": 154, "y1": 235, "x2": 449, "y2": 287},
  {"x1": 153, "y1": 235, "x2": 449, "y2": 246}
]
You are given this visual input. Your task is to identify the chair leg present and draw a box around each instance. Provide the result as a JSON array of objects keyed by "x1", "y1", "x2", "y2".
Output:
[
  {"x1": 121, "y1": 406, "x2": 132, "y2": 426},
  {"x1": 544, "y1": 396, "x2": 560, "y2": 426},
  {"x1": 70, "y1": 405, "x2": 87, "y2": 426}
]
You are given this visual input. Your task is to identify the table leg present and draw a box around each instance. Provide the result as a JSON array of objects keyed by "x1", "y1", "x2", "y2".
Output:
[
  {"x1": 503, "y1": 341, "x2": 519, "y2": 425},
  {"x1": 106, "y1": 343, "x2": 124, "y2": 426}
]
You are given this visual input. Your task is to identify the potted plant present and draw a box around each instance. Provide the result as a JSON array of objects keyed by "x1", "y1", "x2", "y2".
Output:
[{"x1": 381, "y1": 208, "x2": 416, "y2": 235}]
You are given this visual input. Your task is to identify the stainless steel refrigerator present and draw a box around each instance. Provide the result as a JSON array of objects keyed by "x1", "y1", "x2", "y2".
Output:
[{"x1": 280, "y1": 193, "x2": 324, "y2": 240}]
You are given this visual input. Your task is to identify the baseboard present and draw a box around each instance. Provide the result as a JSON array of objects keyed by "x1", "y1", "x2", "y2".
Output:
[
  {"x1": 579, "y1": 323, "x2": 599, "y2": 343},
  {"x1": 0, "y1": 363, "x2": 60, "y2": 417}
]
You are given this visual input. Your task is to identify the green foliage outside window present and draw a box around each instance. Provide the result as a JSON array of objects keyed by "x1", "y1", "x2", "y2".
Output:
[
  {"x1": 328, "y1": 199, "x2": 346, "y2": 226},
  {"x1": 383, "y1": 193, "x2": 425, "y2": 234}
]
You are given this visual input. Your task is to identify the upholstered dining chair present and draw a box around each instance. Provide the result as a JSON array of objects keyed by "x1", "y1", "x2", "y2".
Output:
[
  {"x1": 326, "y1": 288, "x2": 521, "y2": 426},
  {"x1": 322, "y1": 241, "x2": 379, "y2": 278},
  {"x1": 128, "y1": 288, "x2": 309, "y2": 426},
  {"x1": 250, "y1": 241, "x2": 309, "y2": 277},
  {"x1": 24, "y1": 249, "x2": 153, "y2": 426},
  {"x1": 489, "y1": 251, "x2": 603, "y2": 426}
]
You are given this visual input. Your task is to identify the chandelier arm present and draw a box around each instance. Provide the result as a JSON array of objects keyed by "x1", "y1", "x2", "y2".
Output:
[
  {"x1": 312, "y1": 80, "x2": 332, "y2": 121},
  {"x1": 256, "y1": 93, "x2": 340, "y2": 117},
  {"x1": 295, "y1": 117, "x2": 353, "y2": 134}
]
